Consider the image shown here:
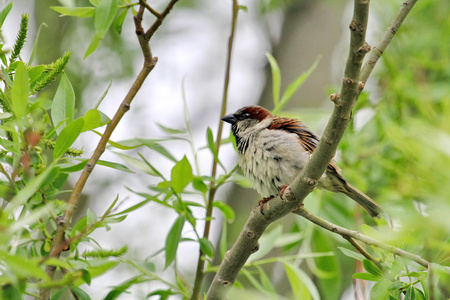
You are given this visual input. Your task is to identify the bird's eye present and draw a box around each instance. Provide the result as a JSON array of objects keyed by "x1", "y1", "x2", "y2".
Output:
[{"x1": 236, "y1": 112, "x2": 250, "y2": 120}]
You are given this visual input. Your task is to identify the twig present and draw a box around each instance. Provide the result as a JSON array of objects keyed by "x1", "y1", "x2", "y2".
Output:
[
  {"x1": 359, "y1": 0, "x2": 418, "y2": 88},
  {"x1": 145, "y1": 0, "x2": 179, "y2": 40},
  {"x1": 293, "y1": 207, "x2": 429, "y2": 268},
  {"x1": 40, "y1": 1, "x2": 179, "y2": 299},
  {"x1": 139, "y1": 0, "x2": 162, "y2": 18},
  {"x1": 346, "y1": 237, "x2": 385, "y2": 272},
  {"x1": 191, "y1": 1, "x2": 240, "y2": 299}
]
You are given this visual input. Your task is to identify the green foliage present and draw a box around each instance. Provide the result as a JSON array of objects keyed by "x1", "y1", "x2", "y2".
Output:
[{"x1": 0, "y1": 0, "x2": 448, "y2": 299}]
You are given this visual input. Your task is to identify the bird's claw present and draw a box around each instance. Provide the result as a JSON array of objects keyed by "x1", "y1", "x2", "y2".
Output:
[
  {"x1": 258, "y1": 195, "x2": 274, "y2": 215},
  {"x1": 279, "y1": 185, "x2": 289, "y2": 200}
]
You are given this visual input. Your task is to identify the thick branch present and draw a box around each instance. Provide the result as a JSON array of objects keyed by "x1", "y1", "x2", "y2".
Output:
[{"x1": 293, "y1": 208, "x2": 430, "y2": 268}]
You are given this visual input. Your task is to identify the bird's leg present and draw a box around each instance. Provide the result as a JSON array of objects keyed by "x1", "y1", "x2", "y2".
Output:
[
  {"x1": 279, "y1": 184, "x2": 288, "y2": 200},
  {"x1": 258, "y1": 195, "x2": 274, "y2": 215}
]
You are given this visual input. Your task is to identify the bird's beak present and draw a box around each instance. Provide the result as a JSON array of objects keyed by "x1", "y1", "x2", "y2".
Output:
[{"x1": 221, "y1": 114, "x2": 237, "y2": 125}]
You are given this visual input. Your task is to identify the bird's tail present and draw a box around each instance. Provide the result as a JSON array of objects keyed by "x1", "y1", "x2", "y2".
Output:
[{"x1": 342, "y1": 183, "x2": 383, "y2": 218}]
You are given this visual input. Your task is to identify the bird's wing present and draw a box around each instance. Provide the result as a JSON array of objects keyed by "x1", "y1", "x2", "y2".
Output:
[{"x1": 268, "y1": 117, "x2": 343, "y2": 175}]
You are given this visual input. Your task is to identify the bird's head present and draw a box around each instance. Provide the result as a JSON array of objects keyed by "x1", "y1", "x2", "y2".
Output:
[{"x1": 222, "y1": 106, "x2": 273, "y2": 137}]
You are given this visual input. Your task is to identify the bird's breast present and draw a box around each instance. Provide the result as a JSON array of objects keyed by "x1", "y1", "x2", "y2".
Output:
[{"x1": 237, "y1": 129, "x2": 311, "y2": 197}]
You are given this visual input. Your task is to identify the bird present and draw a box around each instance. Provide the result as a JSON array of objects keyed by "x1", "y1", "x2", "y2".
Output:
[{"x1": 221, "y1": 105, "x2": 383, "y2": 217}]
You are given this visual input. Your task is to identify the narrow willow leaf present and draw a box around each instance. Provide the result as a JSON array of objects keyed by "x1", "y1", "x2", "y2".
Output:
[
  {"x1": 338, "y1": 246, "x2": 365, "y2": 261},
  {"x1": 54, "y1": 118, "x2": 84, "y2": 160},
  {"x1": 277, "y1": 56, "x2": 321, "y2": 113},
  {"x1": 265, "y1": 52, "x2": 281, "y2": 107},
  {"x1": 28, "y1": 22, "x2": 48, "y2": 65},
  {"x1": 284, "y1": 262, "x2": 320, "y2": 300},
  {"x1": 84, "y1": 34, "x2": 102, "y2": 59},
  {"x1": 112, "y1": 8, "x2": 128, "y2": 35},
  {"x1": 0, "y1": 250, "x2": 48, "y2": 280},
  {"x1": 82, "y1": 109, "x2": 106, "y2": 132},
  {"x1": 97, "y1": 160, "x2": 134, "y2": 173},
  {"x1": 95, "y1": 0, "x2": 119, "y2": 38},
  {"x1": 11, "y1": 61, "x2": 29, "y2": 118},
  {"x1": 199, "y1": 237, "x2": 214, "y2": 258},
  {"x1": 352, "y1": 272, "x2": 380, "y2": 281},
  {"x1": 52, "y1": 73, "x2": 75, "y2": 134},
  {"x1": 0, "y1": 3, "x2": 13, "y2": 28},
  {"x1": 171, "y1": 156, "x2": 193, "y2": 193},
  {"x1": 165, "y1": 215, "x2": 185, "y2": 269},
  {"x1": 370, "y1": 278, "x2": 391, "y2": 300},
  {"x1": 362, "y1": 259, "x2": 384, "y2": 278},
  {"x1": 7, "y1": 166, "x2": 54, "y2": 211},
  {"x1": 50, "y1": 7, "x2": 95, "y2": 18},
  {"x1": 213, "y1": 201, "x2": 235, "y2": 222}
]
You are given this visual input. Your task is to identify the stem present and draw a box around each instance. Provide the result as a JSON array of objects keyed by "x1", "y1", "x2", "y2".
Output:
[
  {"x1": 191, "y1": 1, "x2": 239, "y2": 299},
  {"x1": 40, "y1": 1, "x2": 179, "y2": 299},
  {"x1": 293, "y1": 208, "x2": 429, "y2": 268}
]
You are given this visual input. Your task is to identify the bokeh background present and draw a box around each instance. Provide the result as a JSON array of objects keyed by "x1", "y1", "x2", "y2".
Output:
[{"x1": 2, "y1": 0, "x2": 449, "y2": 298}]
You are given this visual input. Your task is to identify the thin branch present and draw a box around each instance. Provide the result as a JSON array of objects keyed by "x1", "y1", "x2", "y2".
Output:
[
  {"x1": 191, "y1": 1, "x2": 240, "y2": 299},
  {"x1": 40, "y1": 1, "x2": 179, "y2": 299},
  {"x1": 346, "y1": 236, "x2": 385, "y2": 272},
  {"x1": 145, "y1": 0, "x2": 179, "y2": 41},
  {"x1": 359, "y1": 0, "x2": 418, "y2": 87},
  {"x1": 293, "y1": 207, "x2": 430, "y2": 268},
  {"x1": 139, "y1": 0, "x2": 162, "y2": 18}
]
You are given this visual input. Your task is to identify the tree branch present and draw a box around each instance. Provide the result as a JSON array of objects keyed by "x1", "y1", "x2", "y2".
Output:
[
  {"x1": 191, "y1": 1, "x2": 240, "y2": 299},
  {"x1": 293, "y1": 207, "x2": 430, "y2": 268},
  {"x1": 206, "y1": 0, "x2": 421, "y2": 298},
  {"x1": 40, "y1": 1, "x2": 179, "y2": 299},
  {"x1": 359, "y1": 0, "x2": 417, "y2": 88}
]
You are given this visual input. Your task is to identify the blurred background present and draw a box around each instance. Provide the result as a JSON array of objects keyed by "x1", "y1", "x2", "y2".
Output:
[{"x1": 2, "y1": 0, "x2": 449, "y2": 298}]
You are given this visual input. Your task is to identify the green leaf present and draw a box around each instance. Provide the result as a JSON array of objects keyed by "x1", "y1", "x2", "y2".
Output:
[
  {"x1": 50, "y1": 7, "x2": 95, "y2": 18},
  {"x1": 363, "y1": 259, "x2": 384, "y2": 278},
  {"x1": 213, "y1": 201, "x2": 235, "y2": 222},
  {"x1": 114, "y1": 152, "x2": 160, "y2": 176},
  {"x1": 95, "y1": 0, "x2": 118, "y2": 38},
  {"x1": 7, "y1": 166, "x2": 54, "y2": 210},
  {"x1": 52, "y1": 73, "x2": 75, "y2": 134},
  {"x1": 387, "y1": 281, "x2": 407, "y2": 291},
  {"x1": 70, "y1": 287, "x2": 91, "y2": 300},
  {"x1": 199, "y1": 237, "x2": 214, "y2": 258},
  {"x1": 338, "y1": 246, "x2": 365, "y2": 261},
  {"x1": 192, "y1": 177, "x2": 208, "y2": 194},
  {"x1": 370, "y1": 278, "x2": 391, "y2": 300},
  {"x1": 97, "y1": 160, "x2": 134, "y2": 173},
  {"x1": 277, "y1": 56, "x2": 321, "y2": 113},
  {"x1": 171, "y1": 156, "x2": 193, "y2": 193},
  {"x1": 352, "y1": 272, "x2": 380, "y2": 281},
  {"x1": 82, "y1": 109, "x2": 109, "y2": 132},
  {"x1": 265, "y1": 52, "x2": 281, "y2": 107},
  {"x1": 283, "y1": 262, "x2": 320, "y2": 300},
  {"x1": 28, "y1": 22, "x2": 48, "y2": 65},
  {"x1": 405, "y1": 287, "x2": 426, "y2": 300},
  {"x1": 104, "y1": 276, "x2": 146, "y2": 300},
  {"x1": 54, "y1": 118, "x2": 84, "y2": 159},
  {"x1": 165, "y1": 215, "x2": 185, "y2": 269},
  {"x1": 0, "y1": 250, "x2": 48, "y2": 280},
  {"x1": 11, "y1": 61, "x2": 29, "y2": 118},
  {"x1": 157, "y1": 123, "x2": 186, "y2": 135},
  {"x1": 0, "y1": 3, "x2": 13, "y2": 27},
  {"x1": 256, "y1": 266, "x2": 278, "y2": 296},
  {"x1": 84, "y1": 34, "x2": 102, "y2": 59},
  {"x1": 113, "y1": 8, "x2": 128, "y2": 35}
]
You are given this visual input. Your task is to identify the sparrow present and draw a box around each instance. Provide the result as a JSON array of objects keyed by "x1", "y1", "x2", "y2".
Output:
[{"x1": 222, "y1": 105, "x2": 383, "y2": 217}]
